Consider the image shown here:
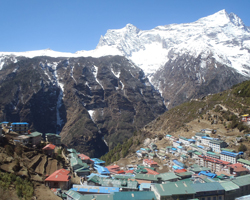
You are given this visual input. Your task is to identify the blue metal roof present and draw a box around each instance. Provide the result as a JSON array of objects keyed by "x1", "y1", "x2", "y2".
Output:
[
  {"x1": 201, "y1": 136, "x2": 213, "y2": 140},
  {"x1": 172, "y1": 165, "x2": 183, "y2": 170},
  {"x1": 94, "y1": 165, "x2": 110, "y2": 175},
  {"x1": 220, "y1": 151, "x2": 239, "y2": 157},
  {"x1": 91, "y1": 158, "x2": 105, "y2": 164},
  {"x1": 198, "y1": 171, "x2": 217, "y2": 178},
  {"x1": 175, "y1": 141, "x2": 181, "y2": 144},
  {"x1": 171, "y1": 148, "x2": 177, "y2": 151},
  {"x1": 11, "y1": 122, "x2": 29, "y2": 125},
  {"x1": 198, "y1": 145, "x2": 204, "y2": 149},
  {"x1": 72, "y1": 185, "x2": 119, "y2": 194},
  {"x1": 173, "y1": 159, "x2": 185, "y2": 168},
  {"x1": 177, "y1": 146, "x2": 183, "y2": 149},
  {"x1": 188, "y1": 139, "x2": 196, "y2": 142}
]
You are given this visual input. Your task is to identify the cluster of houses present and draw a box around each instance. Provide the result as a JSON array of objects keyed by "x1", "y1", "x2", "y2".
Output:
[
  {"x1": 3, "y1": 121, "x2": 250, "y2": 199},
  {"x1": 44, "y1": 132, "x2": 250, "y2": 200},
  {"x1": 43, "y1": 146, "x2": 250, "y2": 200},
  {"x1": 0, "y1": 121, "x2": 61, "y2": 149}
]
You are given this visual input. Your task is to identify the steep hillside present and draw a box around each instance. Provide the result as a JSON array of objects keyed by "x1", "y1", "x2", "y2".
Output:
[
  {"x1": 0, "y1": 56, "x2": 166, "y2": 156},
  {"x1": 101, "y1": 80, "x2": 250, "y2": 164}
]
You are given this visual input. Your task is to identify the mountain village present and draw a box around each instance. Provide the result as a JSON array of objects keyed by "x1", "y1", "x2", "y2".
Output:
[{"x1": 1, "y1": 115, "x2": 250, "y2": 200}]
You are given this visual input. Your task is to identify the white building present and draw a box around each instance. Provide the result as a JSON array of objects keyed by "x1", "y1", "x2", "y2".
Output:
[
  {"x1": 220, "y1": 151, "x2": 239, "y2": 164},
  {"x1": 179, "y1": 136, "x2": 190, "y2": 146},
  {"x1": 173, "y1": 141, "x2": 182, "y2": 148},
  {"x1": 200, "y1": 136, "x2": 213, "y2": 146},
  {"x1": 209, "y1": 140, "x2": 227, "y2": 153}
]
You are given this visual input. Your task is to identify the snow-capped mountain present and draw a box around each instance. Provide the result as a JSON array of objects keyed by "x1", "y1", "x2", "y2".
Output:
[
  {"x1": 96, "y1": 9, "x2": 250, "y2": 76},
  {"x1": 0, "y1": 9, "x2": 250, "y2": 155}
]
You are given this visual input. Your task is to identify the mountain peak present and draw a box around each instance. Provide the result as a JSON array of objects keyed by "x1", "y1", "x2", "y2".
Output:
[
  {"x1": 124, "y1": 23, "x2": 140, "y2": 34},
  {"x1": 228, "y1": 12, "x2": 245, "y2": 27},
  {"x1": 197, "y1": 9, "x2": 230, "y2": 26}
]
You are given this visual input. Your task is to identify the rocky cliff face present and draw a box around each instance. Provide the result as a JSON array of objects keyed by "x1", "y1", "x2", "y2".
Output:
[{"x1": 0, "y1": 55, "x2": 166, "y2": 156}]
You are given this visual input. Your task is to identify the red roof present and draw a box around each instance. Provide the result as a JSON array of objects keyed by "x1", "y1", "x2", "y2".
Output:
[
  {"x1": 174, "y1": 169, "x2": 187, "y2": 173},
  {"x1": 145, "y1": 168, "x2": 159, "y2": 175},
  {"x1": 227, "y1": 163, "x2": 249, "y2": 172},
  {"x1": 45, "y1": 169, "x2": 70, "y2": 182},
  {"x1": 106, "y1": 165, "x2": 121, "y2": 174},
  {"x1": 43, "y1": 144, "x2": 56, "y2": 150},
  {"x1": 117, "y1": 170, "x2": 125, "y2": 174},
  {"x1": 78, "y1": 154, "x2": 90, "y2": 160},
  {"x1": 143, "y1": 159, "x2": 158, "y2": 166},
  {"x1": 199, "y1": 155, "x2": 230, "y2": 165},
  {"x1": 106, "y1": 165, "x2": 120, "y2": 170},
  {"x1": 125, "y1": 170, "x2": 134, "y2": 174}
]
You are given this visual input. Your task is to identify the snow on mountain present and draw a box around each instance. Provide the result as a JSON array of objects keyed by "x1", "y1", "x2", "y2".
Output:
[
  {"x1": 96, "y1": 9, "x2": 250, "y2": 76},
  {"x1": 1, "y1": 9, "x2": 250, "y2": 77}
]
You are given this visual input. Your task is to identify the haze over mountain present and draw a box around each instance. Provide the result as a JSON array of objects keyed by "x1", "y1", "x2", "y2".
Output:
[{"x1": 0, "y1": 10, "x2": 249, "y2": 156}]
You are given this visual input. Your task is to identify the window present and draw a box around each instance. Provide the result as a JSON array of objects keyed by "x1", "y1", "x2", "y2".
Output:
[
  {"x1": 218, "y1": 196, "x2": 222, "y2": 200},
  {"x1": 213, "y1": 197, "x2": 217, "y2": 200}
]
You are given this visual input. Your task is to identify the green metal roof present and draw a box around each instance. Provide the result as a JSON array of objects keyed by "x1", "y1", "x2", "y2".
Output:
[
  {"x1": 209, "y1": 140, "x2": 225, "y2": 144},
  {"x1": 158, "y1": 172, "x2": 180, "y2": 181},
  {"x1": 153, "y1": 181, "x2": 195, "y2": 196},
  {"x1": 113, "y1": 174, "x2": 134, "y2": 180},
  {"x1": 237, "y1": 158, "x2": 250, "y2": 166},
  {"x1": 232, "y1": 174, "x2": 250, "y2": 187},
  {"x1": 176, "y1": 172, "x2": 193, "y2": 178},
  {"x1": 135, "y1": 174, "x2": 159, "y2": 181},
  {"x1": 193, "y1": 151, "x2": 202, "y2": 155},
  {"x1": 65, "y1": 189, "x2": 85, "y2": 200},
  {"x1": 46, "y1": 133, "x2": 61, "y2": 137},
  {"x1": 29, "y1": 131, "x2": 42, "y2": 137},
  {"x1": 88, "y1": 175, "x2": 100, "y2": 184},
  {"x1": 189, "y1": 166, "x2": 211, "y2": 173},
  {"x1": 220, "y1": 181, "x2": 240, "y2": 191},
  {"x1": 179, "y1": 136, "x2": 188, "y2": 141},
  {"x1": 221, "y1": 148, "x2": 235, "y2": 152},
  {"x1": 191, "y1": 182, "x2": 224, "y2": 192},
  {"x1": 112, "y1": 191, "x2": 156, "y2": 200}
]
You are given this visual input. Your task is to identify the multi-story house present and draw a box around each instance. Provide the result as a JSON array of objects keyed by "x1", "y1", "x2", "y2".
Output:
[
  {"x1": 11, "y1": 122, "x2": 29, "y2": 134},
  {"x1": 197, "y1": 155, "x2": 230, "y2": 172},
  {"x1": 209, "y1": 139, "x2": 227, "y2": 153},
  {"x1": 200, "y1": 136, "x2": 214, "y2": 146},
  {"x1": 45, "y1": 133, "x2": 61, "y2": 146},
  {"x1": 220, "y1": 151, "x2": 240, "y2": 164}
]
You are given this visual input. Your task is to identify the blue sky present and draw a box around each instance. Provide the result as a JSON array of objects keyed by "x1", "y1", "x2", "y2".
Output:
[{"x1": 0, "y1": 0, "x2": 249, "y2": 53}]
